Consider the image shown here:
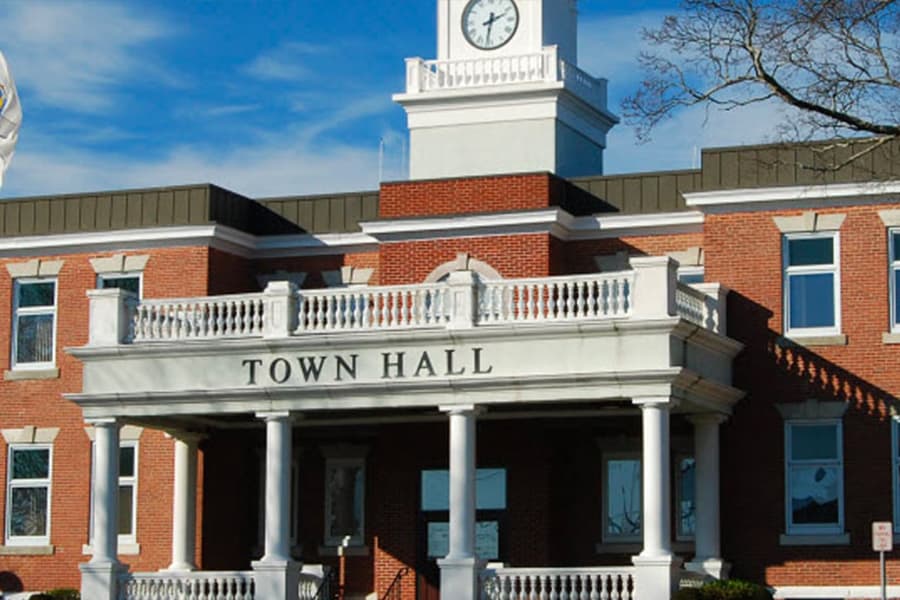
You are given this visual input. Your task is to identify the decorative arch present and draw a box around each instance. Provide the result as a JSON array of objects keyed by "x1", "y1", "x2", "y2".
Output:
[{"x1": 423, "y1": 252, "x2": 502, "y2": 283}]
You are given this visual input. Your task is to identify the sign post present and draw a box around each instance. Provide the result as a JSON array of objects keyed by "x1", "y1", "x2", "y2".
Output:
[{"x1": 872, "y1": 521, "x2": 893, "y2": 600}]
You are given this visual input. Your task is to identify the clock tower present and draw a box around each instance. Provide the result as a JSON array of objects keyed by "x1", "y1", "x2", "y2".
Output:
[{"x1": 394, "y1": 0, "x2": 618, "y2": 180}]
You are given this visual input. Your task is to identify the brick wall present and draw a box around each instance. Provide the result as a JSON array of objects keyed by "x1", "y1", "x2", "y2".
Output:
[{"x1": 705, "y1": 203, "x2": 900, "y2": 587}]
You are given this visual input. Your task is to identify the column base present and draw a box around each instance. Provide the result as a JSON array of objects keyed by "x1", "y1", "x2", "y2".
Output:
[
  {"x1": 252, "y1": 559, "x2": 301, "y2": 600},
  {"x1": 632, "y1": 554, "x2": 683, "y2": 600},
  {"x1": 80, "y1": 560, "x2": 126, "y2": 600},
  {"x1": 684, "y1": 558, "x2": 730, "y2": 580},
  {"x1": 438, "y1": 556, "x2": 483, "y2": 600}
]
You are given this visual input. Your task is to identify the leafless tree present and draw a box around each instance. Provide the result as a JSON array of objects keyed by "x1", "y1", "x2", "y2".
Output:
[{"x1": 623, "y1": 0, "x2": 900, "y2": 168}]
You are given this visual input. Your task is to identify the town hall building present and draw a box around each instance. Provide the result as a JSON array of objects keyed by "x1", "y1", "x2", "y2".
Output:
[{"x1": 1, "y1": 1, "x2": 900, "y2": 599}]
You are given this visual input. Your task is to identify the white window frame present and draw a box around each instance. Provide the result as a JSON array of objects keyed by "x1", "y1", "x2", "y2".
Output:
[
  {"x1": 97, "y1": 272, "x2": 142, "y2": 298},
  {"x1": 602, "y1": 452, "x2": 642, "y2": 544},
  {"x1": 677, "y1": 266, "x2": 705, "y2": 285},
  {"x1": 5, "y1": 443, "x2": 53, "y2": 546},
  {"x1": 783, "y1": 232, "x2": 841, "y2": 337},
  {"x1": 890, "y1": 229, "x2": 900, "y2": 333},
  {"x1": 11, "y1": 278, "x2": 58, "y2": 370},
  {"x1": 88, "y1": 441, "x2": 139, "y2": 547},
  {"x1": 323, "y1": 456, "x2": 366, "y2": 547},
  {"x1": 784, "y1": 420, "x2": 844, "y2": 535},
  {"x1": 675, "y1": 454, "x2": 696, "y2": 542}
]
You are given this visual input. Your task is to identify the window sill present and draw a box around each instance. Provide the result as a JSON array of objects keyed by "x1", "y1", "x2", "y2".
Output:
[
  {"x1": 779, "y1": 334, "x2": 847, "y2": 347},
  {"x1": 0, "y1": 544, "x2": 54, "y2": 555},
  {"x1": 779, "y1": 533, "x2": 850, "y2": 546},
  {"x1": 82, "y1": 542, "x2": 140, "y2": 555},
  {"x1": 4, "y1": 367, "x2": 60, "y2": 381},
  {"x1": 318, "y1": 545, "x2": 369, "y2": 557},
  {"x1": 883, "y1": 332, "x2": 900, "y2": 344}
]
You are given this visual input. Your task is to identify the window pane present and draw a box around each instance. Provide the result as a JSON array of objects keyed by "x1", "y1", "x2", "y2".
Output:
[
  {"x1": 17, "y1": 282, "x2": 55, "y2": 308},
  {"x1": 790, "y1": 465, "x2": 839, "y2": 525},
  {"x1": 679, "y1": 458, "x2": 696, "y2": 537},
  {"x1": 326, "y1": 464, "x2": 363, "y2": 539},
  {"x1": 893, "y1": 232, "x2": 900, "y2": 261},
  {"x1": 9, "y1": 487, "x2": 48, "y2": 536},
  {"x1": 12, "y1": 448, "x2": 50, "y2": 479},
  {"x1": 791, "y1": 424, "x2": 838, "y2": 460},
  {"x1": 16, "y1": 314, "x2": 54, "y2": 363},
  {"x1": 421, "y1": 469, "x2": 506, "y2": 511},
  {"x1": 788, "y1": 238, "x2": 834, "y2": 266},
  {"x1": 789, "y1": 273, "x2": 835, "y2": 329},
  {"x1": 118, "y1": 485, "x2": 134, "y2": 535},
  {"x1": 607, "y1": 459, "x2": 641, "y2": 536},
  {"x1": 895, "y1": 270, "x2": 900, "y2": 325},
  {"x1": 100, "y1": 276, "x2": 140, "y2": 296},
  {"x1": 678, "y1": 272, "x2": 705, "y2": 285},
  {"x1": 119, "y1": 446, "x2": 135, "y2": 477}
]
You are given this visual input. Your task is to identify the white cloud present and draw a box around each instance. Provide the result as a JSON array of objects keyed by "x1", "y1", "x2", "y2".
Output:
[
  {"x1": 242, "y1": 42, "x2": 329, "y2": 82},
  {"x1": 0, "y1": 1, "x2": 176, "y2": 112}
]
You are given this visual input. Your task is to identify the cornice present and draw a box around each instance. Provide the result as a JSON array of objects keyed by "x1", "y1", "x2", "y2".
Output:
[{"x1": 685, "y1": 180, "x2": 900, "y2": 213}]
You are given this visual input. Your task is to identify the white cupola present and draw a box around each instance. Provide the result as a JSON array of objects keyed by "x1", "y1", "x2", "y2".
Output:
[{"x1": 394, "y1": 0, "x2": 618, "y2": 180}]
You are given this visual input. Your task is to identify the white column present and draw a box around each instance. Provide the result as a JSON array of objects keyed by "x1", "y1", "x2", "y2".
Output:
[
  {"x1": 251, "y1": 412, "x2": 300, "y2": 600},
  {"x1": 81, "y1": 418, "x2": 123, "y2": 600},
  {"x1": 168, "y1": 433, "x2": 201, "y2": 571},
  {"x1": 631, "y1": 397, "x2": 681, "y2": 600},
  {"x1": 260, "y1": 411, "x2": 292, "y2": 562},
  {"x1": 91, "y1": 418, "x2": 121, "y2": 564},
  {"x1": 686, "y1": 413, "x2": 730, "y2": 579},
  {"x1": 438, "y1": 404, "x2": 480, "y2": 600}
]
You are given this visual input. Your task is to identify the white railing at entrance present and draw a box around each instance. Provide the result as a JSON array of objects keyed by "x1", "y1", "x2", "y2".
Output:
[
  {"x1": 296, "y1": 283, "x2": 451, "y2": 331},
  {"x1": 117, "y1": 571, "x2": 255, "y2": 600},
  {"x1": 479, "y1": 272, "x2": 632, "y2": 322},
  {"x1": 481, "y1": 566, "x2": 636, "y2": 600}
]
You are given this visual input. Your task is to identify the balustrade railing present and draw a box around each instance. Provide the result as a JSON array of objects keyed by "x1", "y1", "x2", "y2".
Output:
[
  {"x1": 481, "y1": 566, "x2": 636, "y2": 600},
  {"x1": 413, "y1": 51, "x2": 552, "y2": 91},
  {"x1": 118, "y1": 571, "x2": 255, "y2": 600},
  {"x1": 296, "y1": 283, "x2": 450, "y2": 332},
  {"x1": 132, "y1": 293, "x2": 264, "y2": 341},
  {"x1": 479, "y1": 273, "x2": 632, "y2": 323},
  {"x1": 113, "y1": 268, "x2": 725, "y2": 344}
]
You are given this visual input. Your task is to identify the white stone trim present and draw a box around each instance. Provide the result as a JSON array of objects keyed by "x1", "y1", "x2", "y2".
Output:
[
  {"x1": 83, "y1": 425, "x2": 144, "y2": 442},
  {"x1": 879, "y1": 209, "x2": 900, "y2": 226},
  {"x1": 5, "y1": 259, "x2": 64, "y2": 278},
  {"x1": 424, "y1": 253, "x2": 502, "y2": 283},
  {"x1": 90, "y1": 254, "x2": 150, "y2": 274},
  {"x1": 775, "y1": 398, "x2": 848, "y2": 420},
  {"x1": 1, "y1": 426, "x2": 60, "y2": 444},
  {"x1": 668, "y1": 247, "x2": 704, "y2": 267},
  {"x1": 773, "y1": 212, "x2": 846, "y2": 233},
  {"x1": 257, "y1": 271, "x2": 307, "y2": 289},
  {"x1": 322, "y1": 266, "x2": 375, "y2": 287},
  {"x1": 773, "y1": 585, "x2": 894, "y2": 599},
  {"x1": 568, "y1": 211, "x2": 705, "y2": 240},
  {"x1": 685, "y1": 180, "x2": 900, "y2": 212}
]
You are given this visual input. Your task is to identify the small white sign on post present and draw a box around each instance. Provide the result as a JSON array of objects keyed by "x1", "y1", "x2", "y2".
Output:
[{"x1": 873, "y1": 521, "x2": 893, "y2": 552}]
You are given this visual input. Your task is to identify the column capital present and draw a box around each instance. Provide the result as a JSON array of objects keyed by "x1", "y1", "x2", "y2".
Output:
[
  {"x1": 164, "y1": 430, "x2": 207, "y2": 444},
  {"x1": 687, "y1": 412, "x2": 729, "y2": 427},
  {"x1": 439, "y1": 404, "x2": 484, "y2": 416},
  {"x1": 256, "y1": 410, "x2": 293, "y2": 422},
  {"x1": 632, "y1": 397, "x2": 679, "y2": 410},
  {"x1": 85, "y1": 417, "x2": 119, "y2": 427}
]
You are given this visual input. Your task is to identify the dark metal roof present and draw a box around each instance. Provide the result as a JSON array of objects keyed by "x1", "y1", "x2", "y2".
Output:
[{"x1": 258, "y1": 191, "x2": 379, "y2": 234}]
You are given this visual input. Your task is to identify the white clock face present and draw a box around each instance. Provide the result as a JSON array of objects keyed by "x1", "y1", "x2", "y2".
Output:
[{"x1": 462, "y1": 0, "x2": 519, "y2": 51}]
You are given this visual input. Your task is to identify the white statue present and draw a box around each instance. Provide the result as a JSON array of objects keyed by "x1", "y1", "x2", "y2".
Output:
[{"x1": 0, "y1": 51, "x2": 22, "y2": 188}]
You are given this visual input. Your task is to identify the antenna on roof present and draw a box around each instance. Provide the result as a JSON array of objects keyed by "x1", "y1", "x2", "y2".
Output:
[
  {"x1": 0, "y1": 51, "x2": 22, "y2": 189},
  {"x1": 378, "y1": 137, "x2": 385, "y2": 183}
]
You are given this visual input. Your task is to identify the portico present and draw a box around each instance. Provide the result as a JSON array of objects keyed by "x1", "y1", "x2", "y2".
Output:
[{"x1": 68, "y1": 256, "x2": 742, "y2": 600}]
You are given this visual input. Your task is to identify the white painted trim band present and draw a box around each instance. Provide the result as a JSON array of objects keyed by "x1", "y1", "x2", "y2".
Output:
[
  {"x1": 774, "y1": 585, "x2": 900, "y2": 598},
  {"x1": 685, "y1": 180, "x2": 900, "y2": 209}
]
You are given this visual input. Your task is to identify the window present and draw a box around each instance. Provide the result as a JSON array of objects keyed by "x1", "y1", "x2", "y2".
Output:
[
  {"x1": 677, "y1": 267, "x2": 705, "y2": 285},
  {"x1": 12, "y1": 279, "x2": 57, "y2": 368},
  {"x1": 324, "y1": 457, "x2": 365, "y2": 546},
  {"x1": 890, "y1": 231, "x2": 900, "y2": 332},
  {"x1": 603, "y1": 454, "x2": 641, "y2": 542},
  {"x1": 676, "y1": 456, "x2": 696, "y2": 540},
  {"x1": 97, "y1": 273, "x2": 141, "y2": 297},
  {"x1": 420, "y1": 468, "x2": 506, "y2": 560},
  {"x1": 783, "y1": 233, "x2": 840, "y2": 336},
  {"x1": 6, "y1": 445, "x2": 52, "y2": 545},
  {"x1": 785, "y1": 422, "x2": 843, "y2": 535},
  {"x1": 88, "y1": 443, "x2": 138, "y2": 546}
]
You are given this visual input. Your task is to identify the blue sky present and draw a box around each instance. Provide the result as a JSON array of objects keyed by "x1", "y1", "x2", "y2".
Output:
[{"x1": 0, "y1": 1, "x2": 784, "y2": 200}]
